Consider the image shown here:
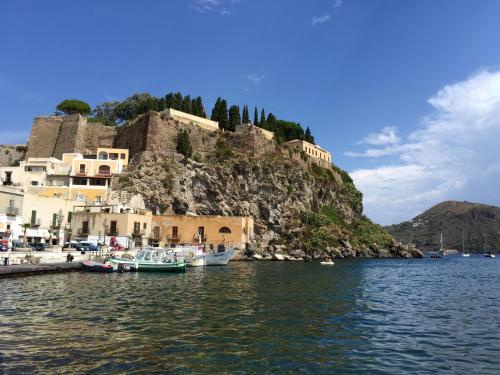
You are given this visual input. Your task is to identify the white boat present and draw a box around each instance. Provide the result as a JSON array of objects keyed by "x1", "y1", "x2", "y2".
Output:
[
  {"x1": 461, "y1": 230, "x2": 470, "y2": 257},
  {"x1": 172, "y1": 245, "x2": 234, "y2": 266},
  {"x1": 320, "y1": 261, "x2": 335, "y2": 265},
  {"x1": 109, "y1": 248, "x2": 186, "y2": 272},
  {"x1": 483, "y1": 234, "x2": 496, "y2": 258}
]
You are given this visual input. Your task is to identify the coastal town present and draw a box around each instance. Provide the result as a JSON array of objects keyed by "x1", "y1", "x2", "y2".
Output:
[{"x1": 0, "y1": 106, "x2": 333, "y2": 268}]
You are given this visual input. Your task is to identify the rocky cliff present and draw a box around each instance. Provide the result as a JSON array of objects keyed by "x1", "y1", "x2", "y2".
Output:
[
  {"x1": 386, "y1": 200, "x2": 500, "y2": 252},
  {"x1": 114, "y1": 111, "x2": 422, "y2": 259}
]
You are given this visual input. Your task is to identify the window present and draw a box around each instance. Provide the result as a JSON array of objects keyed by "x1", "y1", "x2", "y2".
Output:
[
  {"x1": 134, "y1": 222, "x2": 141, "y2": 234},
  {"x1": 143, "y1": 222, "x2": 147, "y2": 229},
  {"x1": 6, "y1": 224, "x2": 10, "y2": 230},
  {"x1": 219, "y1": 227, "x2": 231, "y2": 234},
  {"x1": 52, "y1": 213, "x2": 57, "y2": 227},
  {"x1": 8, "y1": 199, "x2": 14, "y2": 208},
  {"x1": 120, "y1": 153, "x2": 126, "y2": 159},
  {"x1": 172, "y1": 226, "x2": 178, "y2": 238},
  {"x1": 68, "y1": 211, "x2": 73, "y2": 224},
  {"x1": 31, "y1": 210, "x2": 37, "y2": 225},
  {"x1": 76, "y1": 193, "x2": 86, "y2": 202},
  {"x1": 79, "y1": 164, "x2": 86, "y2": 174},
  {"x1": 110, "y1": 153, "x2": 118, "y2": 160},
  {"x1": 198, "y1": 226, "x2": 205, "y2": 239},
  {"x1": 31, "y1": 181, "x2": 39, "y2": 186},
  {"x1": 82, "y1": 221, "x2": 89, "y2": 233},
  {"x1": 153, "y1": 226, "x2": 160, "y2": 239},
  {"x1": 110, "y1": 221, "x2": 117, "y2": 234},
  {"x1": 95, "y1": 196, "x2": 102, "y2": 203},
  {"x1": 73, "y1": 177, "x2": 88, "y2": 186},
  {"x1": 98, "y1": 165, "x2": 111, "y2": 175},
  {"x1": 98, "y1": 151, "x2": 108, "y2": 160}
]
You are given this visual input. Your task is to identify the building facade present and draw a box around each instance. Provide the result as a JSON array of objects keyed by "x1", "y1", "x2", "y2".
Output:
[
  {"x1": 151, "y1": 215, "x2": 254, "y2": 250},
  {"x1": 162, "y1": 108, "x2": 219, "y2": 132},
  {"x1": 71, "y1": 205, "x2": 152, "y2": 249},
  {"x1": 283, "y1": 139, "x2": 332, "y2": 164},
  {"x1": 0, "y1": 188, "x2": 23, "y2": 242}
]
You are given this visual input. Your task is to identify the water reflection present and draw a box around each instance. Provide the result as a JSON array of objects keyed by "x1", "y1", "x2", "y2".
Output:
[{"x1": 1, "y1": 258, "x2": 499, "y2": 374}]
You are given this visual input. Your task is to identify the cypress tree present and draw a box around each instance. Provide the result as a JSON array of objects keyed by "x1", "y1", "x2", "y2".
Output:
[
  {"x1": 260, "y1": 109, "x2": 266, "y2": 128},
  {"x1": 305, "y1": 126, "x2": 315, "y2": 144},
  {"x1": 253, "y1": 107, "x2": 259, "y2": 126},
  {"x1": 228, "y1": 105, "x2": 241, "y2": 131},
  {"x1": 182, "y1": 95, "x2": 193, "y2": 114},
  {"x1": 242, "y1": 105, "x2": 250, "y2": 123},
  {"x1": 211, "y1": 98, "x2": 229, "y2": 130},
  {"x1": 176, "y1": 129, "x2": 193, "y2": 158}
]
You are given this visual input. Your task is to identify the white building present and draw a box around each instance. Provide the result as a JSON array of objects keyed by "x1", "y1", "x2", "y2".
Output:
[{"x1": 162, "y1": 108, "x2": 219, "y2": 132}]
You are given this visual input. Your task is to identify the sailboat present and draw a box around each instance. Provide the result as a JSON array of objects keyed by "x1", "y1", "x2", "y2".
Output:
[
  {"x1": 461, "y1": 230, "x2": 470, "y2": 257},
  {"x1": 483, "y1": 235, "x2": 496, "y2": 258},
  {"x1": 429, "y1": 233, "x2": 443, "y2": 258}
]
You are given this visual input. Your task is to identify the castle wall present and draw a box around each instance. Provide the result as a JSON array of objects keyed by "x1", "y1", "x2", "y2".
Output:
[{"x1": 26, "y1": 115, "x2": 118, "y2": 159}]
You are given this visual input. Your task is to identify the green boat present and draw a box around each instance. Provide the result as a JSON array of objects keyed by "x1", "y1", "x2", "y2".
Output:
[{"x1": 109, "y1": 248, "x2": 186, "y2": 272}]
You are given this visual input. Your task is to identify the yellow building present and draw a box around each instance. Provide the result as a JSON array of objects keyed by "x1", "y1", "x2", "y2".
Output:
[
  {"x1": 96, "y1": 147, "x2": 129, "y2": 168},
  {"x1": 283, "y1": 139, "x2": 332, "y2": 163},
  {"x1": 151, "y1": 215, "x2": 254, "y2": 250},
  {"x1": 71, "y1": 206, "x2": 152, "y2": 248}
]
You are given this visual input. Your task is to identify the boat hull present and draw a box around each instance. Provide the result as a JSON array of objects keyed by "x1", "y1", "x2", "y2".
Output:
[
  {"x1": 109, "y1": 258, "x2": 186, "y2": 272},
  {"x1": 81, "y1": 260, "x2": 114, "y2": 273},
  {"x1": 205, "y1": 250, "x2": 234, "y2": 266}
]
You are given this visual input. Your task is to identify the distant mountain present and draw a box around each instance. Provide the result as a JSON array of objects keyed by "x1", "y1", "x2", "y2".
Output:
[{"x1": 385, "y1": 201, "x2": 500, "y2": 252}]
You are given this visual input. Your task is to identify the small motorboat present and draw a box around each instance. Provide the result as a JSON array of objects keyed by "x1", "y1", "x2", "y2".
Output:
[
  {"x1": 81, "y1": 260, "x2": 114, "y2": 273},
  {"x1": 320, "y1": 261, "x2": 335, "y2": 265},
  {"x1": 110, "y1": 248, "x2": 186, "y2": 272}
]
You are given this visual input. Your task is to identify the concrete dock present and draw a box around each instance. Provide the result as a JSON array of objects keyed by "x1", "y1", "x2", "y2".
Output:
[{"x1": 0, "y1": 262, "x2": 82, "y2": 277}]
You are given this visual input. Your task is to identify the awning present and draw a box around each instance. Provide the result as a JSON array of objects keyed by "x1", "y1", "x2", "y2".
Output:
[{"x1": 24, "y1": 228, "x2": 50, "y2": 239}]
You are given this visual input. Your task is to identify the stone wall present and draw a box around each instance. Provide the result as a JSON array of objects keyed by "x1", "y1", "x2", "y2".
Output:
[{"x1": 26, "y1": 115, "x2": 117, "y2": 159}]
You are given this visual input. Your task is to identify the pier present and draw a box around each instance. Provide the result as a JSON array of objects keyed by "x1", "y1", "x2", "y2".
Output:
[{"x1": 0, "y1": 262, "x2": 82, "y2": 278}]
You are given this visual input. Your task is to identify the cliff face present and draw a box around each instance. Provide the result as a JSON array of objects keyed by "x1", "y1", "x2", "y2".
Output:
[
  {"x1": 114, "y1": 112, "x2": 421, "y2": 259},
  {"x1": 386, "y1": 201, "x2": 500, "y2": 252}
]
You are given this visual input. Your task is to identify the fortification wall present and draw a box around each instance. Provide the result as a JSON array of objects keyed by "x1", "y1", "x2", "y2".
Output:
[
  {"x1": 26, "y1": 115, "x2": 118, "y2": 159},
  {"x1": 25, "y1": 116, "x2": 64, "y2": 159}
]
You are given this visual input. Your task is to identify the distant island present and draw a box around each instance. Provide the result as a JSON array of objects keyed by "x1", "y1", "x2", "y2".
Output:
[{"x1": 386, "y1": 200, "x2": 500, "y2": 252}]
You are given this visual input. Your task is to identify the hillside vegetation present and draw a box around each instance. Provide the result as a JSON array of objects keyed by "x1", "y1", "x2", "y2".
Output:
[{"x1": 386, "y1": 201, "x2": 500, "y2": 252}]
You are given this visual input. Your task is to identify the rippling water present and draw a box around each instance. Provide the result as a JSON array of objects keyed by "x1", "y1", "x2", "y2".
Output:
[{"x1": 1, "y1": 257, "x2": 499, "y2": 374}]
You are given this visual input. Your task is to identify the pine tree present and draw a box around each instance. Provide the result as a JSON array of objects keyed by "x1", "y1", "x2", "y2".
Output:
[
  {"x1": 242, "y1": 105, "x2": 250, "y2": 123},
  {"x1": 253, "y1": 107, "x2": 259, "y2": 126},
  {"x1": 228, "y1": 105, "x2": 241, "y2": 131},
  {"x1": 260, "y1": 109, "x2": 266, "y2": 128}
]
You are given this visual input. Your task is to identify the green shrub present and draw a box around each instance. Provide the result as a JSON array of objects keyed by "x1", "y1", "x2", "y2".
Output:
[
  {"x1": 176, "y1": 129, "x2": 193, "y2": 159},
  {"x1": 215, "y1": 138, "x2": 232, "y2": 161},
  {"x1": 320, "y1": 206, "x2": 345, "y2": 226}
]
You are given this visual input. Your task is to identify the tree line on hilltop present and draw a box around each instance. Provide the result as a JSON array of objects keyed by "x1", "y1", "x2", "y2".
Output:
[{"x1": 55, "y1": 93, "x2": 315, "y2": 144}]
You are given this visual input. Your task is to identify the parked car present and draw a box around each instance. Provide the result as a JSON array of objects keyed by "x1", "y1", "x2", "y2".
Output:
[
  {"x1": 12, "y1": 241, "x2": 24, "y2": 249},
  {"x1": 79, "y1": 241, "x2": 99, "y2": 251},
  {"x1": 62, "y1": 242, "x2": 85, "y2": 251},
  {"x1": 0, "y1": 243, "x2": 8, "y2": 252},
  {"x1": 30, "y1": 242, "x2": 47, "y2": 251}
]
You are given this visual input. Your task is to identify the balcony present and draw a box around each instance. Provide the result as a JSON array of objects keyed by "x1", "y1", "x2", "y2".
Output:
[
  {"x1": 6, "y1": 206, "x2": 19, "y2": 216},
  {"x1": 133, "y1": 229, "x2": 146, "y2": 236},
  {"x1": 30, "y1": 218, "x2": 41, "y2": 227}
]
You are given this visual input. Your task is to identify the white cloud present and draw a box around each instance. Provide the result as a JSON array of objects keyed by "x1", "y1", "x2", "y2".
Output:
[
  {"x1": 334, "y1": 0, "x2": 343, "y2": 8},
  {"x1": 359, "y1": 126, "x2": 401, "y2": 146},
  {"x1": 246, "y1": 73, "x2": 265, "y2": 84},
  {"x1": 348, "y1": 70, "x2": 500, "y2": 225},
  {"x1": 221, "y1": 8, "x2": 230, "y2": 15},
  {"x1": 312, "y1": 14, "x2": 331, "y2": 27},
  {"x1": 190, "y1": 0, "x2": 220, "y2": 13}
]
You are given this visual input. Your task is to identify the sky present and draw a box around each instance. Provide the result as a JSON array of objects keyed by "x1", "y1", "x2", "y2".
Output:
[{"x1": 2, "y1": 0, "x2": 500, "y2": 225}]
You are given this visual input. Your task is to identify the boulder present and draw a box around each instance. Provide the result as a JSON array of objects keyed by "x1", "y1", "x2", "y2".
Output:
[{"x1": 272, "y1": 253, "x2": 285, "y2": 261}]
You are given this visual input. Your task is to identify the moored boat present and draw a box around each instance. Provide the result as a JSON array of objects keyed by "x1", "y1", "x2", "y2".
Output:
[
  {"x1": 109, "y1": 248, "x2": 186, "y2": 272},
  {"x1": 81, "y1": 260, "x2": 114, "y2": 273}
]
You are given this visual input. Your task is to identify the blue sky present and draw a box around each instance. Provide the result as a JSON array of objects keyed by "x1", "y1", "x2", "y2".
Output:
[{"x1": 2, "y1": 0, "x2": 500, "y2": 224}]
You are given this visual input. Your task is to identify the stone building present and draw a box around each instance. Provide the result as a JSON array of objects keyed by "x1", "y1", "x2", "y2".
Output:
[
  {"x1": 283, "y1": 139, "x2": 332, "y2": 167},
  {"x1": 71, "y1": 204, "x2": 152, "y2": 248},
  {"x1": 150, "y1": 215, "x2": 254, "y2": 251},
  {"x1": 235, "y1": 123, "x2": 274, "y2": 141}
]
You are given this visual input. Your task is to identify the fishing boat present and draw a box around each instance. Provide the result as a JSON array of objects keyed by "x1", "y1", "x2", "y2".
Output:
[
  {"x1": 81, "y1": 260, "x2": 114, "y2": 273},
  {"x1": 172, "y1": 245, "x2": 234, "y2": 266},
  {"x1": 109, "y1": 248, "x2": 186, "y2": 272}
]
